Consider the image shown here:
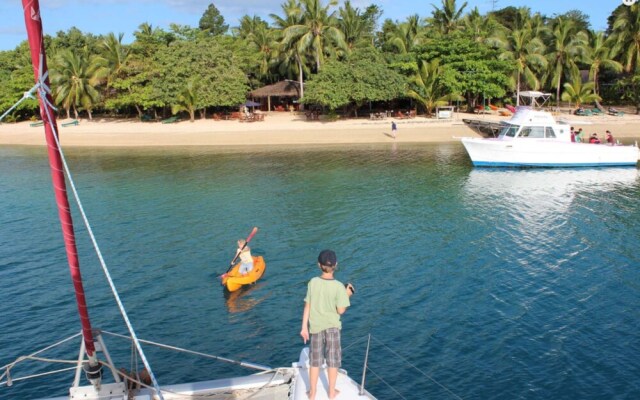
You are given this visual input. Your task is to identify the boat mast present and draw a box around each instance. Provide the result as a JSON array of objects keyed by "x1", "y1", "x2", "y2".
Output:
[{"x1": 21, "y1": 0, "x2": 100, "y2": 377}]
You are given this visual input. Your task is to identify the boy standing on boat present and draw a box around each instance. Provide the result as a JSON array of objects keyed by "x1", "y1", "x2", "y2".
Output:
[{"x1": 301, "y1": 250, "x2": 354, "y2": 400}]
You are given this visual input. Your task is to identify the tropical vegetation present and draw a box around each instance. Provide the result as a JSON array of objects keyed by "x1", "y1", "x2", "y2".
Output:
[{"x1": 1, "y1": 0, "x2": 639, "y2": 122}]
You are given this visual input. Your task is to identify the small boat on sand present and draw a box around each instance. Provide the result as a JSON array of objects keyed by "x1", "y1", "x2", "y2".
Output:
[
  {"x1": 461, "y1": 107, "x2": 640, "y2": 167},
  {"x1": 222, "y1": 256, "x2": 266, "y2": 292}
]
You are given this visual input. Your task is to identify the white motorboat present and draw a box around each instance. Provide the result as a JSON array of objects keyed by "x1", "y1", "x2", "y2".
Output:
[
  {"x1": 0, "y1": 2, "x2": 376, "y2": 399},
  {"x1": 460, "y1": 107, "x2": 640, "y2": 167}
]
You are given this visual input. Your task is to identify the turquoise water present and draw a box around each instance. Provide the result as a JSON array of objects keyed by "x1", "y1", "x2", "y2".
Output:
[{"x1": 1, "y1": 144, "x2": 639, "y2": 399}]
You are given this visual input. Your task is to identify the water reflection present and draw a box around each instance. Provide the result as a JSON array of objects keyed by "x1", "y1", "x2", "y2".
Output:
[
  {"x1": 223, "y1": 283, "x2": 265, "y2": 313},
  {"x1": 464, "y1": 168, "x2": 638, "y2": 207},
  {"x1": 462, "y1": 167, "x2": 639, "y2": 268}
]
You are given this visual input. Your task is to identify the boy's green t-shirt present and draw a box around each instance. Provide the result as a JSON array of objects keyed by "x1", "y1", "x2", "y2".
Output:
[{"x1": 304, "y1": 276, "x2": 350, "y2": 334}]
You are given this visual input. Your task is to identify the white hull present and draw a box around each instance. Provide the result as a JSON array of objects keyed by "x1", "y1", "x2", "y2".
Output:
[
  {"x1": 29, "y1": 345, "x2": 375, "y2": 400},
  {"x1": 461, "y1": 137, "x2": 640, "y2": 167}
]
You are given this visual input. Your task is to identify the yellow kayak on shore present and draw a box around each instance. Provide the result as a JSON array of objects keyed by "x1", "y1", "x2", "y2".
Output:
[{"x1": 221, "y1": 256, "x2": 266, "y2": 292}]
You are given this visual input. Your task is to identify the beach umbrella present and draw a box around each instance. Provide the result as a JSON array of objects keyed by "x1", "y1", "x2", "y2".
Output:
[{"x1": 243, "y1": 100, "x2": 261, "y2": 108}]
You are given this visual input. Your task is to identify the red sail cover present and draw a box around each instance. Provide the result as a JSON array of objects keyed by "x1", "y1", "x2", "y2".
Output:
[{"x1": 21, "y1": 0, "x2": 96, "y2": 357}]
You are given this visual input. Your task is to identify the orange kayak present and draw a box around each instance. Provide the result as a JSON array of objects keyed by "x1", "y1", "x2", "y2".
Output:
[{"x1": 221, "y1": 256, "x2": 266, "y2": 292}]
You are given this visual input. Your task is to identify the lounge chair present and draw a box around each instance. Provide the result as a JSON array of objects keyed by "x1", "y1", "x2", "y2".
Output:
[
  {"x1": 608, "y1": 108, "x2": 624, "y2": 117},
  {"x1": 61, "y1": 119, "x2": 79, "y2": 127},
  {"x1": 575, "y1": 108, "x2": 592, "y2": 116},
  {"x1": 140, "y1": 114, "x2": 154, "y2": 122},
  {"x1": 30, "y1": 121, "x2": 44, "y2": 127},
  {"x1": 590, "y1": 108, "x2": 603, "y2": 115},
  {"x1": 161, "y1": 116, "x2": 179, "y2": 124}
]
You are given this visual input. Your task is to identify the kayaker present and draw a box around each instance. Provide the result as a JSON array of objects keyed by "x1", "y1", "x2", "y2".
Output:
[
  {"x1": 235, "y1": 239, "x2": 254, "y2": 275},
  {"x1": 300, "y1": 249, "x2": 354, "y2": 400}
]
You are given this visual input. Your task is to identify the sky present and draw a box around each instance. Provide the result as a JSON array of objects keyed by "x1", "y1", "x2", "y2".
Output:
[{"x1": 0, "y1": 0, "x2": 630, "y2": 51}]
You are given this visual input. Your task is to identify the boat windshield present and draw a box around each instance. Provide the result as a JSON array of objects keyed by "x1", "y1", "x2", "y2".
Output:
[{"x1": 499, "y1": 125, "x2": 519, "y2": 138}]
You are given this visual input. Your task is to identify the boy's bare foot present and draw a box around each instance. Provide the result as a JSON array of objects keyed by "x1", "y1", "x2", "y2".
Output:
[{"x1": 328, "y1": 388, "x2": 340, "y2": 399}]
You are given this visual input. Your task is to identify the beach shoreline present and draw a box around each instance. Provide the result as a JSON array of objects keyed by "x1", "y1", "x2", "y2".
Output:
[{"x1": 1, "y1": 111, "x2": 639, "y2": 147}]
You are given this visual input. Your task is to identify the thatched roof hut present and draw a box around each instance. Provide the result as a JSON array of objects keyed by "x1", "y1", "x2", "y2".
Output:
[
  {"x1": 249, "y1": 80, "x2": 302, "y2": 111},
  {"x1": 249, "y1": 80, "x2": 301, "y2": 98}
]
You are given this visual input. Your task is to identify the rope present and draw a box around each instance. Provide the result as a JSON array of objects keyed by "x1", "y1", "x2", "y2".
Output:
[
  {"x1": 0, "y1": 366, "x2": 77, "y2": 387},
  {"x1": 342, "y1": 334, "x2": 370, "y2": 352},
  {"x1": 0, "y1": 84, "x2": 38, "y2": 122},
  {"x1": 371, "y1": 335, "x2": 464, "y2": 400},
  {"x1": 0, "y1": 332, "x2": 81, "y2": 372},
  {"x1": 23, "y1": 34, "x2": 166, "y2": 400},
  {"x1": 365, "y1": 367, "x2": 408, "y2": 400},
  {"x1": 102, "y1": 331, "x2": 271, "y2": 371}
]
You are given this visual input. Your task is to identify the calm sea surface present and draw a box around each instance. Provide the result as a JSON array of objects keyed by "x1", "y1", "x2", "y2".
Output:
[{"x1": 0, "y1": 143, "x2": 639, "y2": 399}]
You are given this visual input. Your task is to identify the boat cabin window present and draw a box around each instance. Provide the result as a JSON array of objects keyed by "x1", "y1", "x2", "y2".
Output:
[
  {"x1": 545, "y1": 127, "x2": 556, "y2": 138},
  {"x1": 500, "y1": 125, "x2": 518, "y2": 138},
  {"x1": 518, "y1": 126, "x2": 545, "y2": 138}
]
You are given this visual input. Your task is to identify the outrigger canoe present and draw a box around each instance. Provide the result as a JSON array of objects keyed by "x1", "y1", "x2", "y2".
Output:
[{"x1": 222, "y1": 256, "x2": 266, "y2": 292}]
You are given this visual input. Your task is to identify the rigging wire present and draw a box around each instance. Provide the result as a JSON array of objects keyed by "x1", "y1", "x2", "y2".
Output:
[
  {"x1": 21, "y1": 38, "x2": 166, "y2": 399},
  {"x1": 371, "y1": 335, "x2": 464, "y2": 400}
]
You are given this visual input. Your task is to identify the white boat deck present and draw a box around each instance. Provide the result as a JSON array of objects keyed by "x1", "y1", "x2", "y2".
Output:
[{"x1": 291, "y1": 348, "x2": 375, "y2": 400}]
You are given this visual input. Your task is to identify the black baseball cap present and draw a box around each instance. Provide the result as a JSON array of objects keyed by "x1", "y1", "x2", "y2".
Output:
[{"x1": 318, "y1": 249, "x2": 337, "y2": 267}]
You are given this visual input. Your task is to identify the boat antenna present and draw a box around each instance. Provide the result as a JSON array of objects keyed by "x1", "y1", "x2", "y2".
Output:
[{"x1": 20, "y1": 0, "x2": 102, "y2": 388}]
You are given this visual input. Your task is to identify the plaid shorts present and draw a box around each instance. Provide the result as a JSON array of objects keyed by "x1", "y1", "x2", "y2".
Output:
[{"x1": 310, "y1": 327, "x2": 341, "y2": 368}]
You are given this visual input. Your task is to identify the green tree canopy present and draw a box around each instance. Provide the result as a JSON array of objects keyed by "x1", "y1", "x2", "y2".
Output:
[
  {"x1": 199, "y1": 3, "x2": 229, "y2": 36},
  {"x1": 153, "y1": 36, "x2": 249, "y2": 115},
  {"x1": 418, "y1": 37, "x2": 512, "y2": 110},
  {"x1": 303, "y1": 48, "x2": 406, "y2": 113}
]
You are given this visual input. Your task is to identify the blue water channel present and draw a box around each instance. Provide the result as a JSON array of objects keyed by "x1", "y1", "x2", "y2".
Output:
[{"x1": 0, "y1": 143, "x2": 639, "y2": 399}]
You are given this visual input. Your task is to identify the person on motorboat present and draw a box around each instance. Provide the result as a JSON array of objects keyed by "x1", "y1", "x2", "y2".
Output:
[
  {"x1": 575, "y1": 128, "x2": 583, "y2": 143},
  {"x1": 589, "y1": 133, "x2": 601, "y2": 144},
  {"x1": 606, "y1": 130, "x2": 615, "y2": 145}
]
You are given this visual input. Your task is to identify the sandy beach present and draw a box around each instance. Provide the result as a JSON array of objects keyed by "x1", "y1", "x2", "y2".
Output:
[{"x1": 1, "y1": 111, "x2": 639, "y2": 147}]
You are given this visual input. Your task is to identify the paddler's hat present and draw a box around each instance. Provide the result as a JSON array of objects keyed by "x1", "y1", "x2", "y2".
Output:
[{"x1": 318, "y1": 249, "x2": 337, "y2": 267}]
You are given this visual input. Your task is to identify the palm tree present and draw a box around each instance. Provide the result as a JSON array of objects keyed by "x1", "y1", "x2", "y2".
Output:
[
  {"x1": 561, "y1": 68, "x2": 601, "y2": 109},
  {"x1": 585, "y1": 31, "x2": 623, "y2": 98},
  {"x1": 171, "y1": 81, "x2": 197, "y2": 122},
  {"x1": 98, "y1": 32, "x2": 130, "y2": 97},
  {"x1": 271, "y1": 0, "x2": 308, "y2": 97},
  {"x1": 51, "y1": 49, "x2": 101, "y2": 120},
  {"x1": 608, "y1": 4, "x2": 640, "y2": 73},
  {"x1": 385, "y1": 15, "x2": 424, "y2": 54},
  {"x1": 463, "y1": 7, "x2": 496, "y2": 43},
  {"x1": 233, "y1": 15, "x2": 268, "y2": 39},
  {"x1": 430, "y1": 0, "x2": 468, "y2": 35},
  {"x1": 491, "y1": 27, "x2": 547, "y2": 105},
  {"x1": 250, "y1": 26, "x2": 279, "y2": 80},
  {"x1": 407, "y1": 59, "x2": 454, "y2": 116},
  {"x1": 546, "y1": 18, "x2": 588, "y2": 108},
  {"x1": 338, "y1": 0, "x2": 370, "y2": 49},
  {"x1": 280, "y1": 0, "x2": 347, "y2": 72}
]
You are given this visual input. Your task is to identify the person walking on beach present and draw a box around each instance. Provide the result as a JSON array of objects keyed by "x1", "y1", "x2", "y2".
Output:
[
  {"x1": 300, "y1": 250, "x2": 354, "y2": 400},
  {"x1": 391, "y1": 121, "x2": 397, "y2": 139}
]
